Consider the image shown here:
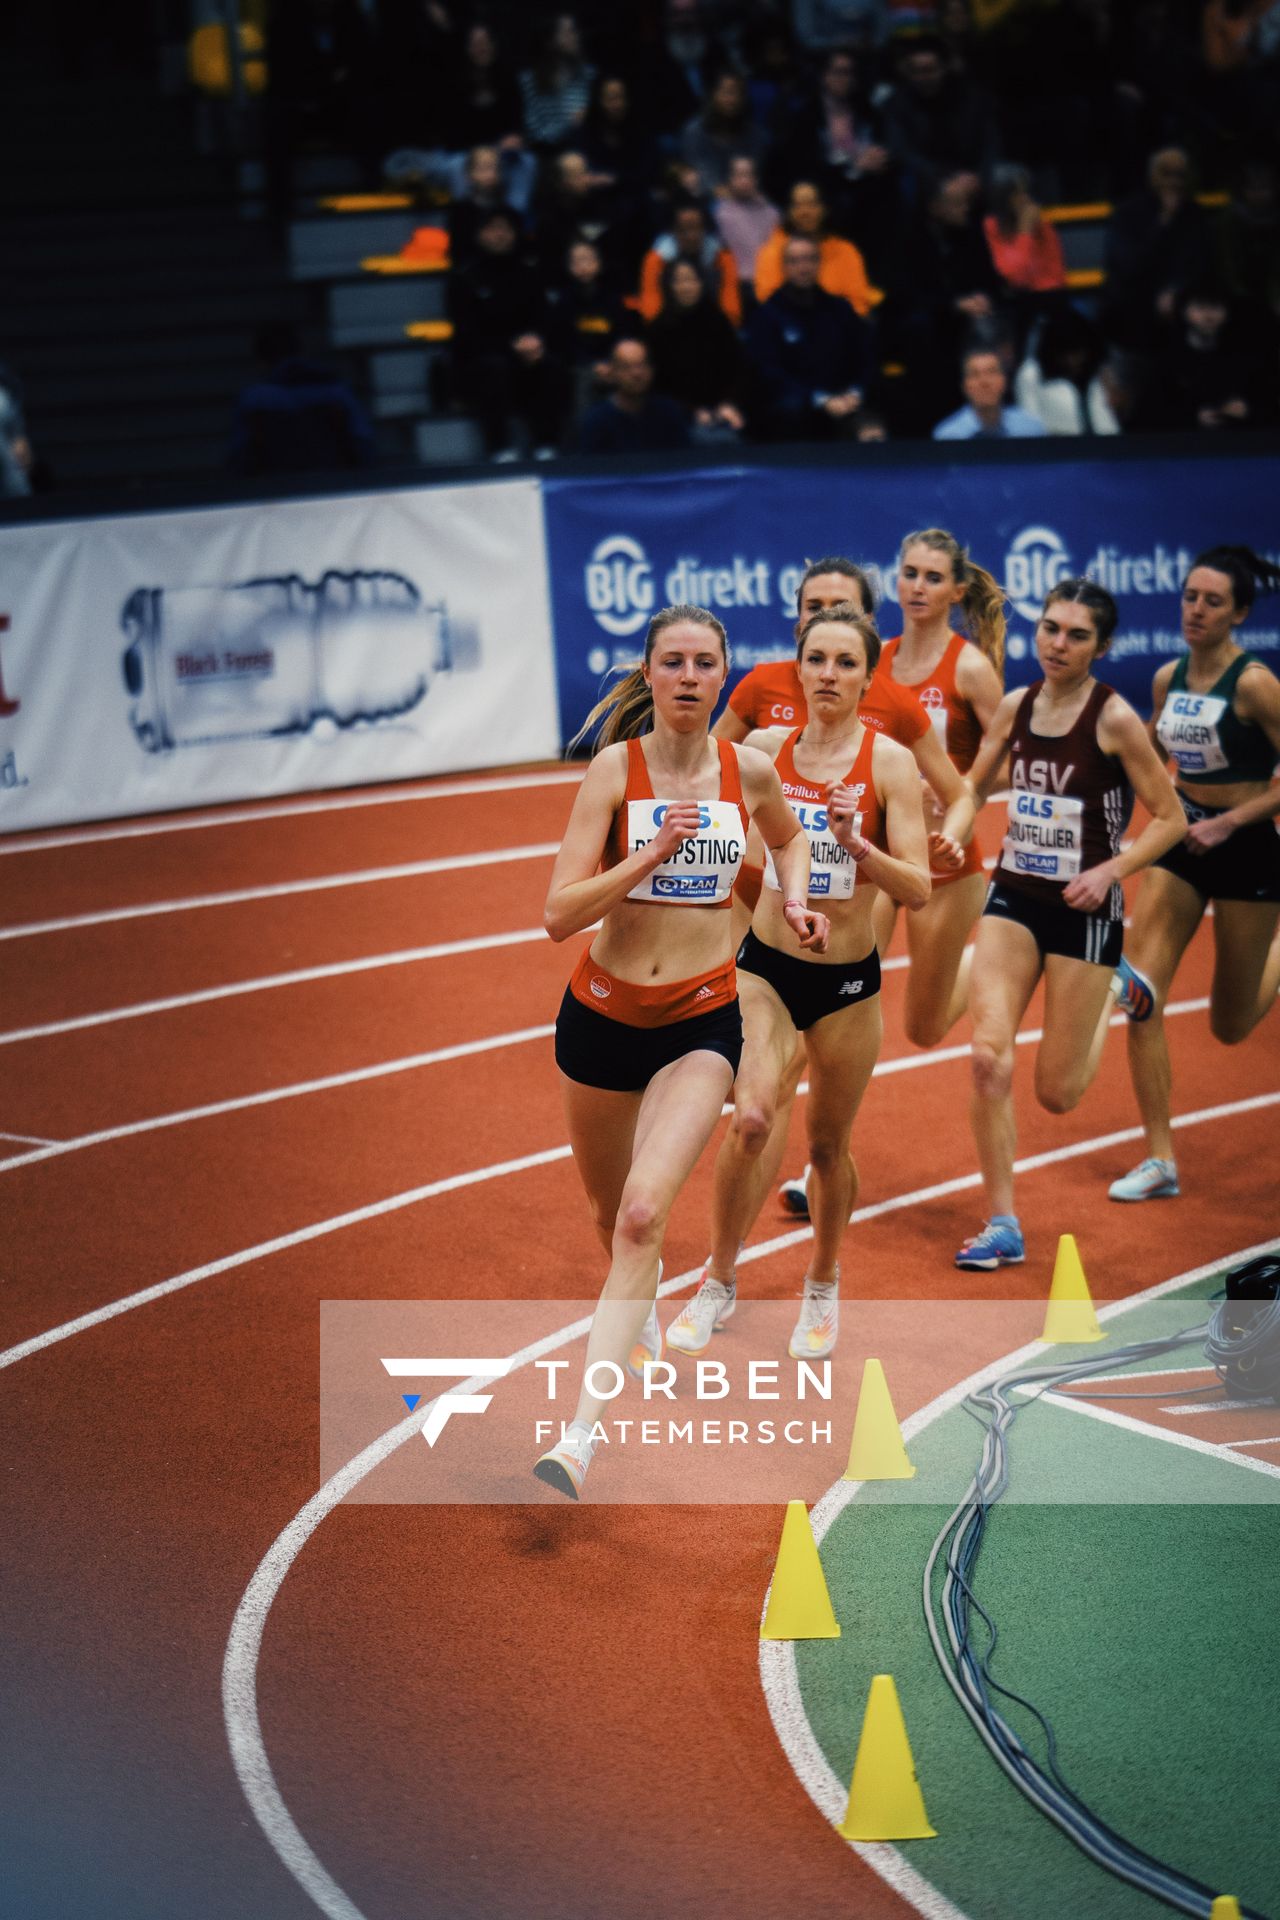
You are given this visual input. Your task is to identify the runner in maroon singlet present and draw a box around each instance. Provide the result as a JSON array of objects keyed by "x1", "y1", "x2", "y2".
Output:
[{"x1": 941, "y1": 578, "x2": 1186, "y2": 1270}]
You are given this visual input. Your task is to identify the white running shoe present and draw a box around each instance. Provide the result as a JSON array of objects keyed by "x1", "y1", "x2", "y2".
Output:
[
  {"x1": 1109, "y1": 1157, "x2": 1179, "y2": 1202},
  {"x1": 626, "y1": 1263, "x2": 664, "y2": 1379},
  {"x1": 666, "y1": 1270, "x2": 736, "y2": 1356},
  {"x1": 789, "y1": 1272, "x2": 839, "y2": 1360},
  {"x1": 779, "y1": 1164, "x2": 812, "y2": 1218},
  {"x1": 533, "y1": 1421, "x2": 597, "y2": 1499}
]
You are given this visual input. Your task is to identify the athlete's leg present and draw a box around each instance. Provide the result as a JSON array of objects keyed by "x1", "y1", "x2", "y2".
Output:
[
  {"x1": 900, "y1": 871, "x2": 986, "y2": 1048},
  {"x1": 802, "y1": 992, "x2": 883, "y2": 1283},
  {"x1": 968, "y1": 914, "x2": 1043, "y2": 1218},
  {"x1": 1207, "y1": 898, "x2": 1280, "y2": 1043},
  {"x1": 571, "y1": 1047, "x2": 736, "y2": 1430},
  {"x1": 1035, "y1": 950, "x2": 1124, "y2": 1114},
  {"x1": 558, "y1": 1072, "x2": 642, "y2": 1255},
  {"x1": 708, "y1": 972, "x2": 796, "y2": 1281},
  {"x1": 870, "y1": 888, "x2": 898, "y2": 957},
  {"x1": 1121, "y1": 866, "x2": 1205, "y2": 1159}
]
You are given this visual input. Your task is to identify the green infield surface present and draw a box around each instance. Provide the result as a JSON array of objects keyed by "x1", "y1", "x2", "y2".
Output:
[{"x1": 767, "y1": 1249, "x2": 1280, "y2": 1920}]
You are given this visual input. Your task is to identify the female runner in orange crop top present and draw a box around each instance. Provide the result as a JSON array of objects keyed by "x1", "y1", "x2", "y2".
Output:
[
  {"x1": 875, "y1": 526, "x2": 1006, "y2": 1049},
  {"x1": 534, "y1": 604, "x2": 829, "y2": 1498}
]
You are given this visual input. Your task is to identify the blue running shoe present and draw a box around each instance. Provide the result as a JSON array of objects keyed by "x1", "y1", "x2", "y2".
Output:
[
  {"x1": 1112, "y1": 955, "x2": 1156, "y2": 1023},
  {"x1": 955, "y1": 1216, "x2": 1025, "y2": 1270}
]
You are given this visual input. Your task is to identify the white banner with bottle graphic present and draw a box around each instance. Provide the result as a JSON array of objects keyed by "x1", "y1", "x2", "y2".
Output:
[{"x1": 0, "y1": 478, "x2": 558, "y2": 831}]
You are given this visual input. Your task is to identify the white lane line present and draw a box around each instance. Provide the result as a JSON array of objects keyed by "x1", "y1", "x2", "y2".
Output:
[
  {"x1": 1045, "y1": 1392, "x2": 1280, "y2": 1479},
  {"x1": 1079, "y1": 1365, "x2": 1215, "y2": 1383},
  {"x1": 0, "y1": 994, "x2": 1214, "y2": 1179},
  {"x1": 0, "y1": 769, "x2": 584, "y2": 855},
  {"x1": 0, "y1": 842, "x2": 560, "y2": 943},
  {"x1": 0, "y1": 935, "x2": 905, "y2": 1051},
  {"x1": 0, "y1": 1024, "x2": 558, "y2": 1173},
  {"x1": 760, "y1": 1234, "x2": 1280, "y2": 1920},
  {"x1": 0, "y1": 1128, "x2": 60, "y2": 1147},
  {"x1": 4, "y1": 1084, "x2": 1278, "y2": 1384},
  {"x1": 1226, "y1": 1435, "x2": 1280, "y2": 1449},
  {"x1": 1157, "y1": 1397, "x2": 1266, "y2": 1417},
  {"x1": 0, "y1": 927, "x2": 554, "y2": 1048}
]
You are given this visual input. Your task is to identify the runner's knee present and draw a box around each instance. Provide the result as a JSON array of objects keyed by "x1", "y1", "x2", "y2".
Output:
[
  {"x1": 731, "y1": 1098, "x2": 774, "y2": 1155},
  {"x1": 1209, "y1": 1001, "x2": 1255, "y2": 1046},
  {"x1": 971, "y1": 1037, "x2": 1012, "y2": 1099},
  {"x1": 614, "y1": 1190, "x2": 663, "y2": 1249}
]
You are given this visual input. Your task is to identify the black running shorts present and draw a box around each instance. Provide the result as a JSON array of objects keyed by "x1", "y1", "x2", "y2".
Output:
[
  {"x1": 982, "y1": 879, "x2": 1123, "y2": 967},
  {"x1": 736, "y1": 928, "x2": 882, "y2": 1030},
  {"x1": 1155, "y1": 796, "x2": 1280, "y2": 905},
  {"x1": 554, "y1": 988, "x2": 743, "y2": 1092}
]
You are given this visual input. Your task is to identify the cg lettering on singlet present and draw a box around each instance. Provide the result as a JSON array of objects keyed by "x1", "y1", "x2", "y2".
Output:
[
  {"x1": 627, "y1": 801, "x2": 746, "y2": 903},
  {"x1": 764, "y1": 797, "x2": 862, "y2": 899},
  {"x1": 1156, "y1": 692, "x2": 1229, "y2": 776}
]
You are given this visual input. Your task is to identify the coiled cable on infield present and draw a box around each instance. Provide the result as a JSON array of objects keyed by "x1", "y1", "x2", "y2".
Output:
[{"x1": 922, "y1": 1324, "x2": 1273, "y2": 1920}]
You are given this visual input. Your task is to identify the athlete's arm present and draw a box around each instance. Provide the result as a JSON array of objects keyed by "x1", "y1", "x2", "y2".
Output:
[
  {"x1": 1147, "y1": 659, "x2": 1178, "y2": 755},
  {"x1": 712, "y1": 666, "x2": 762, "y2": 743},
  {"x1": 940, "y1": 688, "x2": 1020, "y2": 847},
  {"x1": 739, "y1": 747, "x2": 830, "y2": 952},
  {"x1": 1062, "y1": 695, "x2": 1186, "y2": 911},
  {"x1": 954, "y1": 643, "x2": 1004, "y2": 732},
  {"x1": 712, "y1": 706, "x2": 751, "y2": 743},
  {"x1": 542, "y1": 747, "x2": 702, "y2": 940},
  {"x1": 830, "y1": 737, "x2": 931, "y2": 910},
  {"x1": 1187, "y1": 664, "x2": 1280, "y2": 845}
]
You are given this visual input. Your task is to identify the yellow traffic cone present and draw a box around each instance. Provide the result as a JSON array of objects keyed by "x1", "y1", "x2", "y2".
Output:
[
  {"x1": 759, "y1": 1500, "x2": 841, "y2": 1640},
  {"x1": 843, "y1": 1358, "x2": 916, "y2": 1480},
  {"x1": 1210, "y1": 1899, "x2": 1243, "y2": 1920},
  {"x1": 1041, "y1": 1233, "x2": 1104, "y2": 1344},
  {"x1": 838, "y1": 1674, "x2": 936, "y2": 1840}
]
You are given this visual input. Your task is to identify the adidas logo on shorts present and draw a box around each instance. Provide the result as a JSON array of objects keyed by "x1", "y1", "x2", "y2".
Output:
[{"x1": 694, "y1": 985, "x2": 714, "y2": 1001}]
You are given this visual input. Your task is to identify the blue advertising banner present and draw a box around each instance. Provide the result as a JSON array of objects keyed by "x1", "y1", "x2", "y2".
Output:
[{"x1": 543, "y1": 453, "x2": 1280, "y2": 745}]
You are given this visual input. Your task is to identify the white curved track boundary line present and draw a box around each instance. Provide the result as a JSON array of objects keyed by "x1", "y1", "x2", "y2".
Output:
[
  {"x1": 759, "y1": 1234, "x2": 1280, "y2": 1920},
  {"x1": 219, "y1": 1121, "x2": 1279, "y2": 1920}
]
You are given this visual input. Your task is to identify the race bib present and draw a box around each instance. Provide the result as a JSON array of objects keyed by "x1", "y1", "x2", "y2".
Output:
[
  {"x1": 763, "y1": 801, "x2": 861, "y2": 900},
  {"x1": 1002, "y1": 789, "x2": 1084, "y2": 881},
  {"x1": 625, "y1": 799, "x2": 746, "y2": 904},
  {"x1": 1156, "y1": 692, "x2": 1229, "y2": 776}
]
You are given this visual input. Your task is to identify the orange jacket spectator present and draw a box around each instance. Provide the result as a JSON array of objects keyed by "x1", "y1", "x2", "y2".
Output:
[
  {"x1": 637, "y1": 205, "x2": 741, "y2": 327},
  {"x1": 754, "y1": 228, "x2": 874, "y2": 315},
  {"x1": 982, "y1": 213, "x2": 1065, "y2": 291}
]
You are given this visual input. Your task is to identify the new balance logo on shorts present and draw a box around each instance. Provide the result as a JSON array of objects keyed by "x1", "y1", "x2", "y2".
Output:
[{"x1": 838, "y1": 979, "x2": 863, "y2": 996}]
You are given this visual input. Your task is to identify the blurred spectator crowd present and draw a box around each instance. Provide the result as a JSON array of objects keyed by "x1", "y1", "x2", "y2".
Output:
[{"x1": 310, "y1": 0, "x2": 1279, "y2": 459}]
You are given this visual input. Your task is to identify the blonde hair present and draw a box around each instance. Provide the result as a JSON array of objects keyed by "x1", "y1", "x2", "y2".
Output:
[
  {"x1": 569, "y1": 604, "x2": 729, "y2": 754},
  {"x1": 796, "y1": 601, "x2": 882, "y2": 673},
  {"x1": 898, "y1": 527, "x2": 1007, "y2": 677}
]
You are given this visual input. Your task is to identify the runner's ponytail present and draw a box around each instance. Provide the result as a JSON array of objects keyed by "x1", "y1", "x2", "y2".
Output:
[{"x1": 1189, "y1": 545, "x2": 1280, "y2": 613}]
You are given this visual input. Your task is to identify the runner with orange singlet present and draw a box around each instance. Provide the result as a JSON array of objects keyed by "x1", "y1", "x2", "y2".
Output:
[
  {"x1": 533, "y1": 604, "x2": 829, "y2": 1499},
  {"x1": 668, "y1": 602, "x2": 933, "y2": 1363},
  {"x1": 713, "y1": 555, "x2": 971, "y2": 1221},
  {"x1": 874, "y1": 527, "x2": 1006, "y2": 1048}
]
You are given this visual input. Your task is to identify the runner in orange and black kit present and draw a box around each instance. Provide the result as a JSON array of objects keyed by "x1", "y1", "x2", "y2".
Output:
[
  {"x1": 875, "y1": 527, "x2": 1006, "y2": 1049},
  {"x1": 941, "y1": 578, "x2": 1185, "y2": 1270},
  {"x1": 668, "y1": 602, "x2": 933, "y2": 1362},
  {"x1": 1110, "y1": 544, "x2": 1280, "y2": 1203},
  {"x1": 534, "y1": 604, "x2": 829, "y2": 1498},
  {"x1": 714, "y1": 553, "x2": 971, "y2": 1218}
]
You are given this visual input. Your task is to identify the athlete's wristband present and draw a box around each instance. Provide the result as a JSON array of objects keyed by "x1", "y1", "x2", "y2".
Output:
[
  {"x1": 783, "y1": 897, "x2": 806, "y2": 913},
  {"x1": 849, "y1": 840, "x2": 871, "y2": 864}
]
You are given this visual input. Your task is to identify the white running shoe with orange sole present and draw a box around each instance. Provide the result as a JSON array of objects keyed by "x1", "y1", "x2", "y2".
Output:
[
  {"x1": 789, "y1": 1272, "x2": 839, "y2": 1360},
  {"x1": 666, "y1": 1270, "x2": 736, "y2": 1356}
]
